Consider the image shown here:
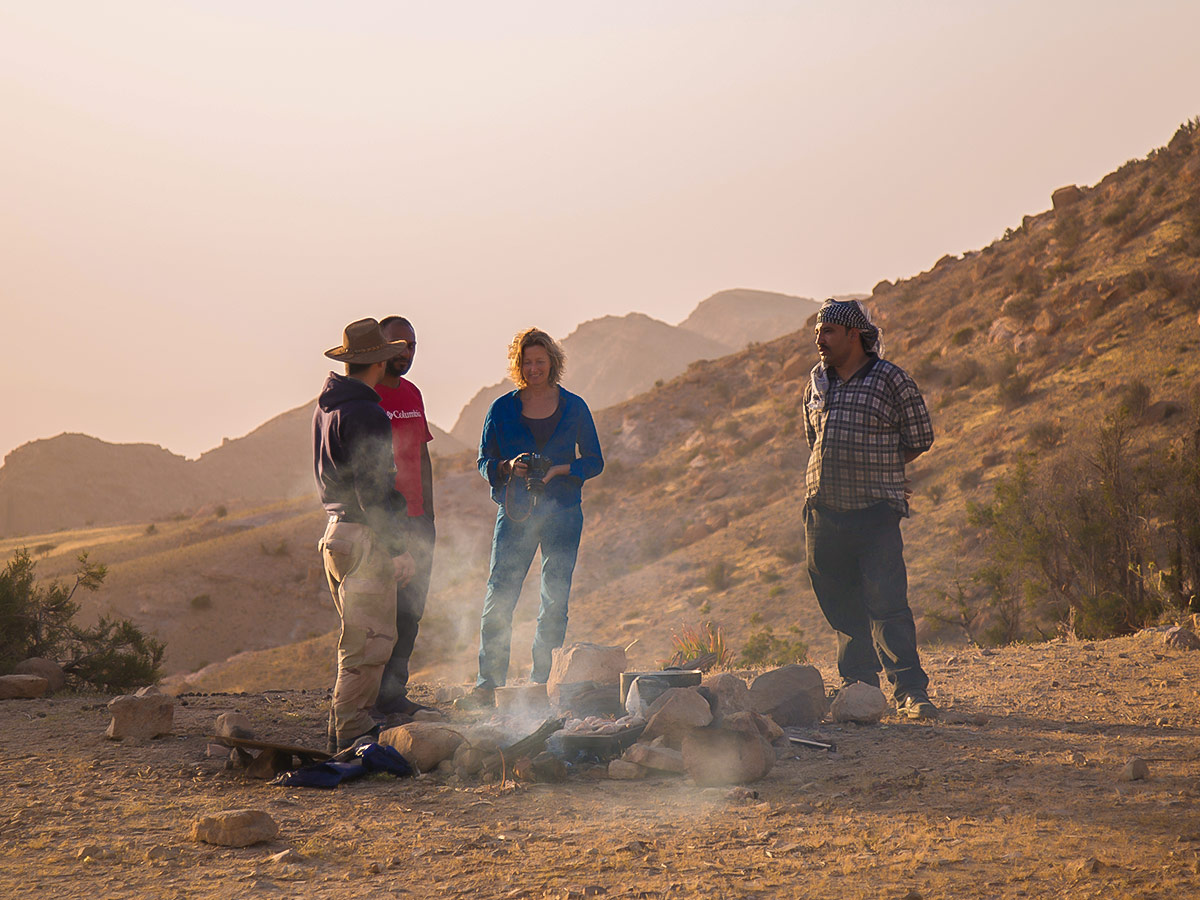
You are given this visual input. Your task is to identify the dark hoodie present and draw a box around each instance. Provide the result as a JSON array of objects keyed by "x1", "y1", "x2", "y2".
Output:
[{"x1": 312, "y1": 372, "x2": 409, "y2": 555}]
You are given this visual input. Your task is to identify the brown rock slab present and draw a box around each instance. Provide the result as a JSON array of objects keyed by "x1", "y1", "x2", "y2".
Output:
[
  {"x1": 547, "y1": 643, "x2": 626, "y2": 706},
  {"x1": 379, "y1": 722, "x2": 465, "y2": 772},
  {"x1": 830, "y1": 682, "x2": 888, "y2": 724},
  {"x1": 682, "y1": 727, "x2": 775, "y2": 786},
  {"x1": 608, "y1": 759, "x2": 645, "y2": 780},
  {"x1": 643, "y1": 687, "x2": 713, "y2": 744},
  {"x1": 702, "y1": 672, "x2": 751, "y2": 719},
  {"x1": 721, "y1": 710, "x2": 783, "y2": 743},
  {"x1": 106, "y1": 686, "x2": 174, "y2": 739},
  {"x1": 749, "y1": 665, "x2": 828, "y2": 726},
  {"x1": 189, "y1": 809, "x2": 278, "y2": 847},
  {"x1": 13, "y1": 658, "x2": 66, "y2": 693},
  {"x1": 0, "y1": 674, "x2": 49, "y2": 700},
  {"x1": 623, "y1": 741, "x2": 685, "y2": 774}
]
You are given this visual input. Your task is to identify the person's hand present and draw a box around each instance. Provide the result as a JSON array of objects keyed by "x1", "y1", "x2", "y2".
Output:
[
  {"x1": 392, "y1": 552, "x2": 416, "y2": 586},
  {"x1": 542, "y1": 464, "x2": 571, "y2": 483},
  {"x1": 506, "y1": 456, "x2": 529, "y2": 479}
]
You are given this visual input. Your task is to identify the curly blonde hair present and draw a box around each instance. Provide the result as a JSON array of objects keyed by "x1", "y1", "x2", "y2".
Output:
[{"x1": 507, "y1": 327, "x2": 566, "y2": 388}]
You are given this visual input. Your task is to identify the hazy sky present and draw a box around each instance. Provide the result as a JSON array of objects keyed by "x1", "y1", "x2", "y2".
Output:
[{"x1": 2, "y1": 1, "x2": 1198, "y2": 461}]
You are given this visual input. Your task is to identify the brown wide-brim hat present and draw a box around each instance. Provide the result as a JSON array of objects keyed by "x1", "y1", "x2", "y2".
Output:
[{"x1": 324, "y1": 317, "x2": 408, "y2": 364}]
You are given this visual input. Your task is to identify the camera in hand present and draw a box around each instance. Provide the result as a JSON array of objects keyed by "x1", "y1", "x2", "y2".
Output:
[{"x1": 515, "y1": 452, "x2": 552, "y2": 497}]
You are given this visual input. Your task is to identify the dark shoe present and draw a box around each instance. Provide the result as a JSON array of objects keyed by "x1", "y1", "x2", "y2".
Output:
[
  {"x1": 898, "y1": 690, "x2": 939, "y2": 720},
  {"x1": 335, "y1": 724, "x2": 380, "y2": 754},
  {"x1": 454, "y1": 685, "x2": 495, "y2": 711},
  {"x1": 375, "y1": 696, "x2": 442, "y2": 718}
]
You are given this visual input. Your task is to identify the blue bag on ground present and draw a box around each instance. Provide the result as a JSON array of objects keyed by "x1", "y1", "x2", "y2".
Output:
[{"x1": 272, "y1": 742, "x2": 415, "y2": 789}]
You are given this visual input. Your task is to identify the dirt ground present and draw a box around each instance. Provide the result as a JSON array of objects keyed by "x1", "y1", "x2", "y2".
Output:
[{"x1": 4, "y1": 630, "x2": 1200, "y2": 900}]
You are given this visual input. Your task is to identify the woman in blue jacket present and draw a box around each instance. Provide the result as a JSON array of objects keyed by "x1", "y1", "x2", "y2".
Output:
[{"x1": 463, "y1": 327, "x2": 604, "y2": 708}]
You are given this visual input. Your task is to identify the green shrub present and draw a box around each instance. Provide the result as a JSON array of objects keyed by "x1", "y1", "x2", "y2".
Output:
[
  {"x1": 215, "y1": 505, "x2": 228, "y2": 518},
  {"x1": 0, "y1": 550, "x2": 164, "y2": 691},
  {"x1": 950, "y1": 327, "x2": 975, "y2": 347},
  {"x1": 739, "y1": 625, "x2": 808, "y2": 667},
  {"x1": 968, "y1": 406, "x2": 1200, "y2": 641},
  {"x1": 189, "y1": 594, "x2": 212, "y2": 611},
  {"x1": 704, "y1": 561, "x2": 730, "y2": 591},
  {"x1": 144, "y1": 523, "x2": 157, "y2": 536},
  {"x1": 663, "y1": 621, "x2": 732, "y2": 669}
]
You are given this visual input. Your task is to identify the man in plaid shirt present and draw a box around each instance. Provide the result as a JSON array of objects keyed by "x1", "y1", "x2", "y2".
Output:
[{"x1": 803, "y1": 298, "x2": 937, "y2": 719}]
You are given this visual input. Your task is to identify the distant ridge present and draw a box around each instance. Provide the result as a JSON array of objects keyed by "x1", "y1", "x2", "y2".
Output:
[
  {"x1": 448, "y1": 289, "x2": 822, "y2": 446},
  {"x1": 0, "y1": 402, "x2": 468, "y2": 537}
]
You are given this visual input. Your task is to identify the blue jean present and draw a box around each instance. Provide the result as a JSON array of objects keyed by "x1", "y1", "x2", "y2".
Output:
[
  {"x1": 804, "y1": 501, "x2": 929, "y2": 701},
  {"x1": 477, "y1": 500, "x2": 584, "y2": 689}
]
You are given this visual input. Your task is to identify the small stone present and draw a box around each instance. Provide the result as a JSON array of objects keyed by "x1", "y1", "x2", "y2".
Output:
[
  {"x1": 189, "y1": 809, "x2": 278, "y2": 847},
  {"x1": 1120, "y1": 757, "x2": 1150, "y2": 782},
  {"x1": 214, "y1": 712, "x2": 254, "y2": 740},
  {"x1": 1077, "y1": 856, "x2": 1102, "y2": 874},
  {"x1": 76, "y1": 844, "x2": 110, "y2": 861},
  {"x1": 145, "y1": 844, "x2": 179, "y2": 861},
  {"x1": 830, "y1": 683, "x2": 888, "y2": 724},
  {"x1": 0, "y1": 674, "x2": 49, "y2": 700},
  {"x1": 13, "y1": 658, "x2": 66, "y2": 693},
  {"x1": 724, "y1": 786, "x2": 758, "y2": 802},
  {"x1": 1164, "y1": 626, "x2": 1200, "y2": 651},
  {"x1": 268, "y1": 849, "x2": 303, "y2": 864},
  {"x1": 608, "y1": 759, "x2": 646, "y2": 780},
  {"x1": 902, "y1": 890, "x2": 924, "y2": 900}
]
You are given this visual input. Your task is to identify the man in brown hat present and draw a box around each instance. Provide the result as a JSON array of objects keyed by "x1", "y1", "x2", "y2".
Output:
[{"x1": 313, "y1": 318, "x2": 417, "y2": 752}]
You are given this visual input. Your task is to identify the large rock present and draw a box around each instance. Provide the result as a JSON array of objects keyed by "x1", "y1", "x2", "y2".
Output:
[
  {"x1": 13, "y1": 658, "x2": 66, "y2": 693},
  {"x1": 722, "y1": 710, "x2": 784, "y2": 743},
  {"x1": 214, "y1": 712, "x2": 254, "y2": 739},
  {"x1": 547, "y1": 643, "x2": 626, "y2": 706},
  {"x1": 0, "y1": 674, "x2": 49, "y2": 700},
  {"x1": 379, "y1": 722, "x2": 465, "y2": 772},
  {"x1": 830, "y1": 682, "x2": 889, "y2": 724},
  {"x1": 1164, "y1": 626, "x2": 1200, "y2": 651},
  {"x1": 1051, "y1": 184, "x2": 1083, "y2": 209},
  {"x1": 681, "y1": 727, "x2": 775, "y2": 786},
  {"x1": 642, "y1": 688, "x2": 713, "y2": 745},
  {"x1": 702, "y1": 673, "x2": 751, "y2": 720},
  {"x1": 189, "y1": 809, "x2": 278, "y2": 847},
  {"x1": 106, "y1": 686, "x2": 174, "y2": 740},
  {"x1": 749, "y1": 665, "x2": 827, "y2": 726}
]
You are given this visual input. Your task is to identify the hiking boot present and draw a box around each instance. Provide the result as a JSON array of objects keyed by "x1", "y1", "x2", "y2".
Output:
[
  {"x1": 898, "y1": 690, "x2": 939, "y2": 720},
  {"x1": 334, "y1": 724, "x2": 380, "y2": 754},
  {"x1": 454, "y1": 685, "x2": 495, "y2": 711},
  {"x1": 373, "y1": 696, "x2": 443, "y2": 719}
]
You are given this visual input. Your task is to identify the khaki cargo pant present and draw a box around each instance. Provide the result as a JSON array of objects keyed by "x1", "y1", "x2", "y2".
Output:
[{"x1": 319, "y1": 518, "x2": 397, "y2": 747}]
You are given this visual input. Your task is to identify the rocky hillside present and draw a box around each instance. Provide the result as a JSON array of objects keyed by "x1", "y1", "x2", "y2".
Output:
[{"x1": 0, "y1": 402, "x2": 468, "y2": 537}]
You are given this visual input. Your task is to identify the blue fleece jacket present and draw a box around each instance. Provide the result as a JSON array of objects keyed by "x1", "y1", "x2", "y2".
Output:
[{"x1": 478, "y1": 387, "x2": 604, "y2": 507}]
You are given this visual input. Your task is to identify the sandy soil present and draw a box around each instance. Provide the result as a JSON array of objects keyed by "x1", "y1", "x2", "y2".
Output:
[{"x1": 4, "y1": 630, "x2": 1200, "y2": 900}]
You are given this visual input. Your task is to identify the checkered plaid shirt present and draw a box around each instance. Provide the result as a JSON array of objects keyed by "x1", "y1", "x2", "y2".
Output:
[{"x1": 803, "y1": 357, "x2": 934, "y2": 516}]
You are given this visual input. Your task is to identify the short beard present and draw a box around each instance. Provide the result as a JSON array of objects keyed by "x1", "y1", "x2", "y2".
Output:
[{"x1": 386, "y1": 358, "x2": 411, "y2": 378}]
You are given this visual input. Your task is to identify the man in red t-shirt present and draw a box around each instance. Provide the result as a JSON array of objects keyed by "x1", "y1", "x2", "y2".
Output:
[{"x1": 372, "y1": 315, "x2": 438, "y2": 718}]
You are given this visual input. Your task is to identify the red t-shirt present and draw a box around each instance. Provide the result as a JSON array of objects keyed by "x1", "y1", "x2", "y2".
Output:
[{"x1": 375, "y1": 378, "x2": 433, "y2": 517}]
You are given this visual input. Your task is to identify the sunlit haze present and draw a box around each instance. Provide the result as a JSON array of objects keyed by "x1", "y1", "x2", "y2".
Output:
[{"x1": 2, "y1": 0, "x2": 1198, "y2": 460}]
